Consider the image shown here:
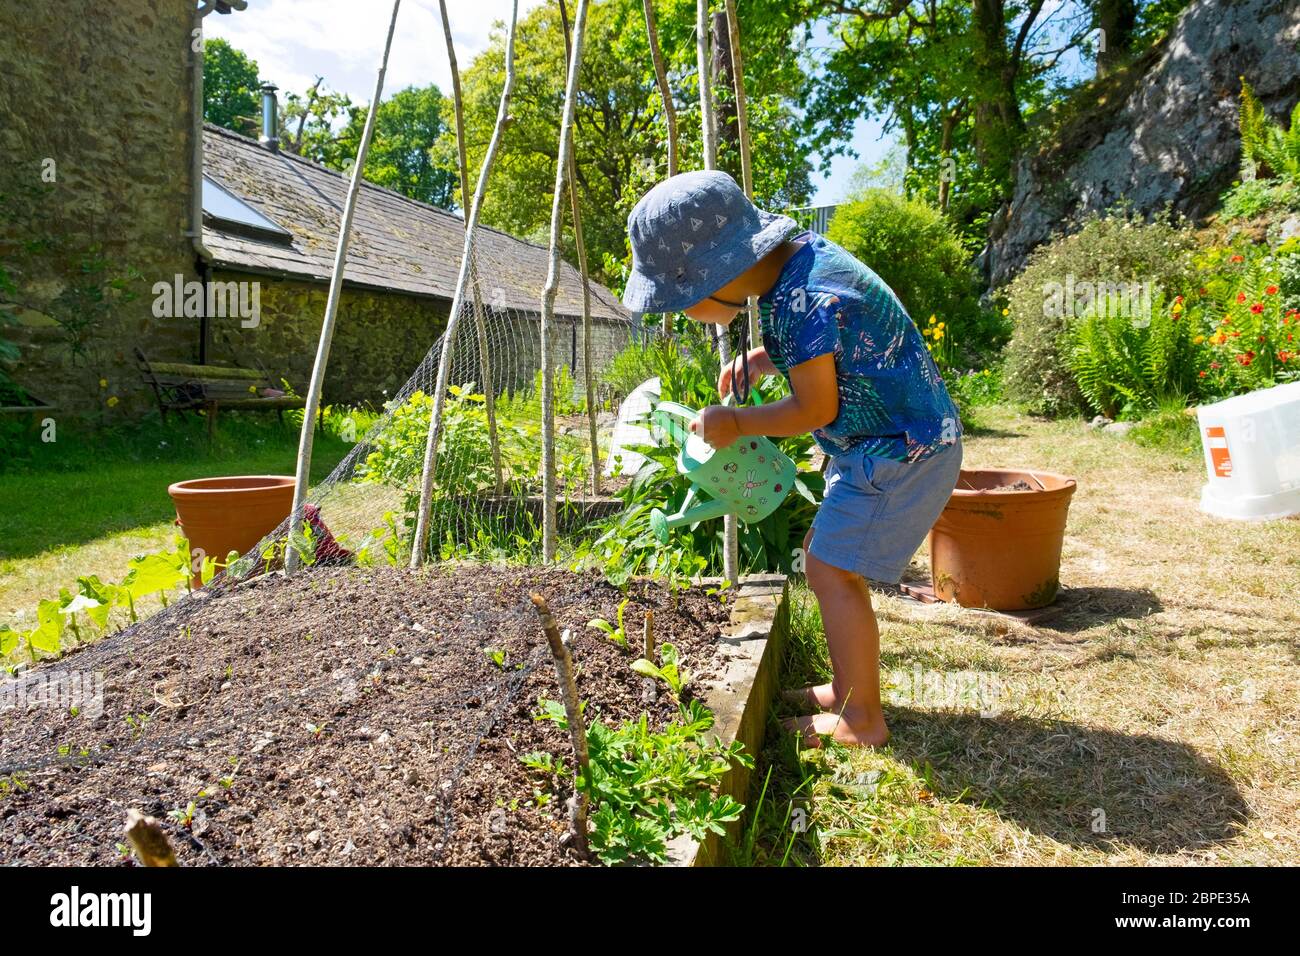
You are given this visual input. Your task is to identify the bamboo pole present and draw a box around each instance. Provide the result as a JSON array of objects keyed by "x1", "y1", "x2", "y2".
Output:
[
  {"x1": 695, "y1": 0, "x2": 717, "y2": 170},
  {"x1": 439, "y1": 0, "x2": 503, "y2": 494},
  {"x1": 410, "y1": 0, "x2": 519, "y2": 567},
  {"x1": 287, "y1": 0, "x2": 401, "y2": 573},
  {"x1": 539, "y1": 0, "x2": 591, "y2": 563},
  {"x1": 558, "y1": 0, "x2": 601, "y2": 498},
  {"x1": 530, "y1": 593, "x2": 590, "y2": 856},
  {"x1": 696, "y1": 0, "x2": 738, "y2": 586},
  {"x1": 642, "y1": 0, "x2": 678, "y2": 337},
  {"x1": 723, "y1": 0, "x2": 760, "y2": 347}
]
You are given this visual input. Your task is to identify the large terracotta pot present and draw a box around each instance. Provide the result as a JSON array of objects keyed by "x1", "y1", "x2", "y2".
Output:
[
  {"x1": 928, "y1": 468, "x2": 1076, "y2": 611},
  {"x1": 168, "y1": 475, "x2": 295, "y2": 586}
]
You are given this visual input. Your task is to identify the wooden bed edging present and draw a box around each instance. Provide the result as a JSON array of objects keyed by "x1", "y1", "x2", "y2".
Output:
[{"x1": 665, "y1": 573, "x2": 789, "y2": 867}]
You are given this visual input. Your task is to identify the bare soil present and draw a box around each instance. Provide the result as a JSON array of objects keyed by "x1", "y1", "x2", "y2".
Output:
[
  {"x1": 986, "y1": 479, "x2": 1036, "y2": 493},
  {"x1": 0, "y1": 565, "x2": 732, "y2": 866}
]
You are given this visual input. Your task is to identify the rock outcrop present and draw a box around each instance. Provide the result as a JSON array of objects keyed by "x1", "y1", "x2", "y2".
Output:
[{"x1": 987, "y1": 0, "x2": 1300, "y2": 287}]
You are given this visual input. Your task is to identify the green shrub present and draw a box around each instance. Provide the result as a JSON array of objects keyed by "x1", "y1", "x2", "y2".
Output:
[
  {"x1": 1220, "y1": 178, "x2": 1300, "y2": 221},
  {"x1": 825, "y1": 189, "x2": 997, "y2": 352},
  {"x1": 1239, "y1": 78, "x2": 1300, "y2": 184},
  {"x1": 601, "y1": 339, "x2": 661, "y2": 403},
  {"x1": 1065, "y1": 289, "x2": 1201, "y2": 418},
  {"x1": 496, "y1": 365, "x2": 586, "y2": 419},
  {"x1": 1279, "y1": 236, "x2": 1300, "y2": 315},
  {"x1": 1003, "y1": 211, "x2": 1197, "y2": 416},
  {"x1": 353, "y1": 386, "x2": 498, "y2": 527}
]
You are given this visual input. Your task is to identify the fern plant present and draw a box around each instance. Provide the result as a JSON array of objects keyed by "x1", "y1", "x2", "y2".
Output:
[
  {"x1": 1067, "y1": 290, "x2": 1200, "y2": 417},
  {"x1": 1239, "y1": 77, "x2": 1300, "y2": 184}
]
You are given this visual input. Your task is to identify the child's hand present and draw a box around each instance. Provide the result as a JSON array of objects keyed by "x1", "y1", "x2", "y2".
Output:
[
  {"x1": 717, "y1": 347, "x2": 776, "y2": 399},
  {"x1": 690, "y1": 405, "x2": 741, "y2": 449}
]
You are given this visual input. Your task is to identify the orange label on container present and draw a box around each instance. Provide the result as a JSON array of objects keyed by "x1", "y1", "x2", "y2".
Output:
[{"x1": 1205, "y1": 426, "x2": 1232, "y2": 478}]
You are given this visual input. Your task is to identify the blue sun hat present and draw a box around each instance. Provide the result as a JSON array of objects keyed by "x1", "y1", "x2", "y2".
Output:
[{"x1": 621, "y1": 170, "x2": 799, "y2": 316}]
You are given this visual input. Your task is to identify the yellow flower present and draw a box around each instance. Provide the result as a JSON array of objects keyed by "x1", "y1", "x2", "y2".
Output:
[
  {"x1": 1002, "y1": 308, "x2": 1010, "y2": 316},
  {"x1": 934, "y1": 329, "x2": 944, "y2": 340},
  {"x1": 249, "y1": 385, "x2": 258, "y2": 394},
  {"x1": 928, "y1": 315, "x2": 937, "y2": 325},
  {"x1": 1193, "y1": 335, "x2": 1205, "y2": 344},
  {"x1": 98, "y1": 378, "x2": 108, "y2": 389},
  {"x1": 106, "y1": 396, "x2": 119, "y2": 408},
  {"x1": 937, "y1": 322, "x2": 945, "y2": 330},
  {"x1": 1171, "y1": 302, "x2": 1183, "y2": 314}
]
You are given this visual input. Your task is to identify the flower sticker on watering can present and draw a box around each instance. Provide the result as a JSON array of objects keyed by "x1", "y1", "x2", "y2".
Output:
[{"x1": 648, "y1": 401, "x2": 798, "y2": 544}]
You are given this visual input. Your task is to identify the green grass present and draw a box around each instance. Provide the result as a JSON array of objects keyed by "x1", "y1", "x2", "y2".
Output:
[
  {"x1": 0, "y1": 412, "x2": 353, "y2": 624},
  {"x1": 0, "y1": 413, "x2": 352, "y2": 559},
  {"x1": 737, "y1": 404, "x2": 1300, "y2": 867}
]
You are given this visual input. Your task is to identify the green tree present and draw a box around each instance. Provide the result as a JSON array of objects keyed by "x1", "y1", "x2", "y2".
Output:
[
  {"x1": 323, "y1": 86, "x2": 457, "y2": 208},
  {"x1": 804, "y1": 1, "x2": 1190, "y2": 244},
  {"x1": 452, "y1": 0, "x2": 813, "y2": 287},
  {"x1": 281, "y1": 77, "x2": 354, "y2": 158},
  {"x1": 203, "y1": 38, "x2": 261, "y2": 135}
]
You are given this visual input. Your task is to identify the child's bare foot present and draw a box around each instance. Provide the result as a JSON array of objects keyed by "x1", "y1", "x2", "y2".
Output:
[
  {"x1": 782, "y1": 711, "x2": 890, "y2": 749},
  {"x1": 779, "y1": 683, "x2": 839, "y2": 710}
]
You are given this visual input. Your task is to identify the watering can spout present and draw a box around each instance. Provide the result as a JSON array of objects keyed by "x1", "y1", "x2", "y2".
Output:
[{"x1": 650, "y1": 496, "x2": 734, "y2": 544}]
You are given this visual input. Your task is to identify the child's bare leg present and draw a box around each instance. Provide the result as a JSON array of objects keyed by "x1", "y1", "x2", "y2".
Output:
[{"x1": 784, "y1": 543, "x2": 889, "y2": 747}]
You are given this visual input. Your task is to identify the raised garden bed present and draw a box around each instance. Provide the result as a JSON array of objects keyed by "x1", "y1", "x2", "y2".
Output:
[{"x1": 0, "y1": 565, "x2": 785, "y2": 867}]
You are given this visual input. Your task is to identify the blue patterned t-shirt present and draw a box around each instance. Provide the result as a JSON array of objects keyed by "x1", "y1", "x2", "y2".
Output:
[{"x1": 758, "y1": 231, "x2": 961, "y2": 462}]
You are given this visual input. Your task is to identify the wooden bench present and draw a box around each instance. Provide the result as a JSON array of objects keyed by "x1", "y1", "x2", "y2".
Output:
[{"x1": 135, "y1": 348, "x2": 306, "y2": 438}]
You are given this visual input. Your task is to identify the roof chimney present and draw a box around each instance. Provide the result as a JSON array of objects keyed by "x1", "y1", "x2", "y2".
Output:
[{"x1": 259, "y1": 81, "x2": 279, "y2": 152}]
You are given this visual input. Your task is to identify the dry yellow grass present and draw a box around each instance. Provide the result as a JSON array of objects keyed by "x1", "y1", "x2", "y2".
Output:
[{"x1": 760, "y1": 405, "x2": 1300, "y2": 867}]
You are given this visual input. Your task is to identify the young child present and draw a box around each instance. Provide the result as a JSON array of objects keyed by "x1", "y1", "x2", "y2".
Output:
[{"x1": 622, "y1": 170, "x2": 963, "y2": 748}]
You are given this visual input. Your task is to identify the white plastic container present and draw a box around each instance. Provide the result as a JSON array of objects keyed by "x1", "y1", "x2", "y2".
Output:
[{"x1": 1196, "y1": 381, "x2": 1300, "y2": 521}]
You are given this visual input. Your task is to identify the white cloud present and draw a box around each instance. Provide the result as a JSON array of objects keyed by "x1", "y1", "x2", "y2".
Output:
[{"x1": 204, "y1": 0, "x2": 545, "y2": 102}]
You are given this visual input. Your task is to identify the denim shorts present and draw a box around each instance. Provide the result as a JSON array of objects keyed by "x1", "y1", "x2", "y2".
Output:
[{"x1": 808, "y1": 439, "x2": 964, "y2": 584}]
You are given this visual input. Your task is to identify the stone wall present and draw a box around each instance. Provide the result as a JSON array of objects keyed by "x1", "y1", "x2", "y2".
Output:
[
  {"x1": 986, "y1": 0, "x2": 1300, "y2": 286},
  {"x1": 206, "y1": 274, "x2": 447, "y2": 406},
  {"x1": 0, "y1": 0, "x2": 199, "y2": 414},
  {"x1": 0, "y1": 0, "x2": 634, "y2": 416}
]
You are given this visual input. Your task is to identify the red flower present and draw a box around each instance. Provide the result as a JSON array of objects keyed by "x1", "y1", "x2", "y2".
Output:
[
  {"x1": 1279, "y1": 351, "x2": 1294, "y2": 363},
  {"x1": 1236, "y1": 351, "x2": 1255, "y2": 366},
  {"x1": 1210, "y1": 361, "x2": 1222, "y2": 370},
  {"x1": 1250, "y1": 302, "x2": 1264, "y2": 314},
  {"x1": 1232, "y1": 331, "x2": 1242, "y2": 337},
  {"x1": 1199, "y1": 287, "x2": 1208, "y2": 295},
  {"x1": 1198, "y1": 370, "x2": 1208, "y2": 378},
  {"x1": 1231, "y1": 254, "x2": 1244, "y2": 263},
  {"x1": 1236, "y1": 292, "x2": 1247, "y2": 303},
  {"x1": 1266, "y1": 285, "x2": 1279, "y2": 295},
  {"x1": 1259, "y1": 335, "x2": 1268, "y2": 343},
  {"x1": 1175, "y1": 295, "x2": 1184, "y2": 304},
  {"x1": 1222, "y1": 317, "x2": 1233, "y2": 325}
]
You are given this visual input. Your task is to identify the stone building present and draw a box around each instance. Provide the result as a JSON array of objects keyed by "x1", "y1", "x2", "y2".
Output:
[{"x1": 0, "y1": 0, "x2": 632, "y2": 416}]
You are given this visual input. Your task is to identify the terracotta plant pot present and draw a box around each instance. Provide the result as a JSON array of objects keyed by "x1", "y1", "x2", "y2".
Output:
[
  {"x1": 168, "y1": 475, "x2": 296, "y2": 586},
  {"x1": 928, "y1": 468, "x2": 1077, "y2": 611}
]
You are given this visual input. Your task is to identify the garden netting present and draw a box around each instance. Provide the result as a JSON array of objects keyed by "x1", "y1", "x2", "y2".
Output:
[{"x1": 0, "y1": 236, "x2": 658, "y2": 859}]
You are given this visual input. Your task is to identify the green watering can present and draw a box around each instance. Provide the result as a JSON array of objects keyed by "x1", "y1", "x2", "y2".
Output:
[{"x1": 649, "y1": 401, "x2": 798, "y2": 544}]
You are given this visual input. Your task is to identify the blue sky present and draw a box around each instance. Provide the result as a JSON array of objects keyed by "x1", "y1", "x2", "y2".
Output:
[{"x1": 206, "y1": 0, "x2": 890, "y2": 206}]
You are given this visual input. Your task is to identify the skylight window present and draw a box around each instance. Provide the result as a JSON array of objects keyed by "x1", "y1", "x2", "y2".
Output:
[{"x1": 202, "y1": 176, "x2": 293, "y2": 245}]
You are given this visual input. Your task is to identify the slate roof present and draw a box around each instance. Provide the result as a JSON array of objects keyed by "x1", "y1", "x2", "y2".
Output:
[{"x1": 201, "y1": 124, "x2": 629, "y2": 322}]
